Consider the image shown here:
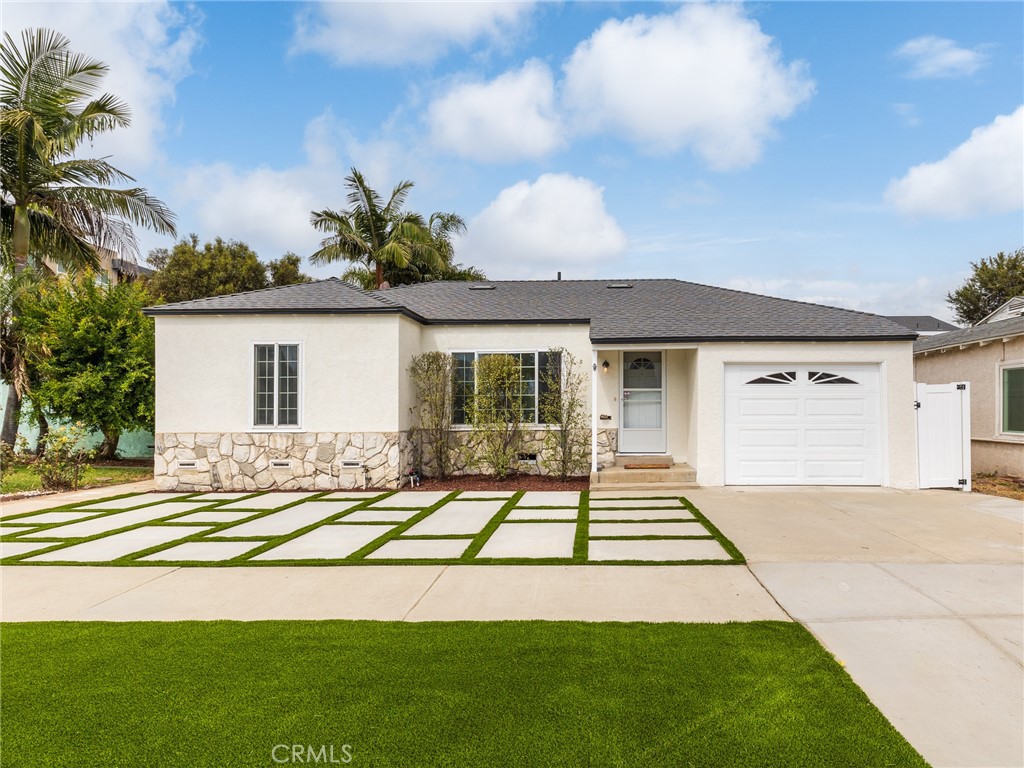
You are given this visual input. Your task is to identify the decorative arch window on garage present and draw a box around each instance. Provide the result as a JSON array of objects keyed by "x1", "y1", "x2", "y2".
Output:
[
  {"x1": 1003, "y1": 366, "x2": 1024, "y2": 434},
  {"x1": 254, "y1": 343, "x2": 299, "y2": 427},
  {"x1": 745, "y1": 370, "x2": 859, "y2": 385}
]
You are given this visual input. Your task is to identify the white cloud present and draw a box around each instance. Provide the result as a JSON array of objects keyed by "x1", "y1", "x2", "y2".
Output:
[
  {"x1": 291, "y1": 1, "x2": 534, "y2": 66},
  {"x1": 457, "y1": 173, "x2": 627, "y2": 279},
  {"x1": 2, "y1": 2, "x2": 201, "y2": 170},
  {"x1": 893, "y1": 102, "x2": 920, "y2": 127},
  {"x1": 894, "y1": 36, "x2": 988, "y2": 79},
  {"x1": 725, "y1": 276, "x2": 956, "y2": 321},
  {"x1": 562, "y1": 4, "x2": 814, "y2": 169},
  {"x1": 428, "y1": 60, "x2": 563, "y2": 162},
  {"x1": 885, "y1": 106, "x2": 1024, "y2": 219}
]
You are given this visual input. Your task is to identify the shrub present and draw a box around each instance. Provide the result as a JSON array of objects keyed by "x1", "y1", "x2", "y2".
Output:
[
  {"x1": 0, "y1": 440, "x2": 17, "y2": 484},
  {"x1": 467, "y1": 354, "x2": 525, "y2": 479},
  {"x1": 539, "y1": 348, "x2": 591, "y2": 480},
  {"x1": 408, "y1": 352, "x2": 458, "y2": 478},
  {"x1": 33, "y1": 423, "x2": 94, "y2": 490}
]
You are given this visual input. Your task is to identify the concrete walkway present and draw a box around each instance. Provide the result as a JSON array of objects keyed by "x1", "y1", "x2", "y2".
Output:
[
  {"x1": 686, "y1": 486, "x2": 1023, "y2": 768},
  {"x1": 0, "y1": 480, "x2": 154, "y2": 517},
  {"x1": 0, "y1": 564, "x2": 787, "y2": 623}
]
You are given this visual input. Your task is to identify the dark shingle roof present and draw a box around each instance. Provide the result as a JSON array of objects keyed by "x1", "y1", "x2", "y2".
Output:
[
  {"x1": 914, "y1": 315, "x2": 1024, "y2": 353},
  {"x1": 371, "y1": 280, "x2": 915, "y2": 342},
  {"x1": 144, "y1": 278, "x2": 402, "y2": 315},
  {"x1": 145, "y1": 277, "x2": 916, "y2": 342},
  {"x1": 886, "y1": 315, "x2": 959, "y2": 333}
]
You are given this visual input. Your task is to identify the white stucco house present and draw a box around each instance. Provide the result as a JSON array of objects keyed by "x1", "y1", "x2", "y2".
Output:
[{"x1": 145, "y1": 278, "x2": 919, "y2": 491}]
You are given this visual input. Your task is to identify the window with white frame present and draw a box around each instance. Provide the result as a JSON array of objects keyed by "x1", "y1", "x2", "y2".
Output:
[
  {"x1": 452, "y1": 350, "x2": 560, "y2": 426},
  {"x1": 1002, "y1": 365, "x2": 1024, "y2": 434},
  {"x1": 253, "y1": 343, "x2": 300, "y2": 427}
]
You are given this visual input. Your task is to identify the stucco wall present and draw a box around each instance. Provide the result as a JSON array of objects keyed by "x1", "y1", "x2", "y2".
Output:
[
  {"x1": 914, "y1": 336, "x2": 1024, "y2": 475},
  {"x1": 694, "y1": 341, "x2": 918, "y2": 488},
  {"x1": 154, "y1": 314, "x2": 405, "y2": 434}
]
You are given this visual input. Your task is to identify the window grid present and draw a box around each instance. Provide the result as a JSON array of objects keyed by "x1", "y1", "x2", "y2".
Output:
[
  {"x1": 452, "y1": 351, "x2": 560, "y2": 426},
  {"x1": 253, "y1": 344, "x2": 299, "y2": 428}
]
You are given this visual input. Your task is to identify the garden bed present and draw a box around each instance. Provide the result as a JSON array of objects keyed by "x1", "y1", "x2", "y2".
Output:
[{"x1": 412, "y1": 473, "x2": 589, "y2": 492}]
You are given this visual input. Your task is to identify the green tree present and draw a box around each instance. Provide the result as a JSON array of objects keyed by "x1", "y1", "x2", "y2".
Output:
[
  {"x1": 947, "y1": 249, "x2": 1024, "y2": 326},
  {"x1": 310, "y1": 168, "x2": 445, "y2": 289},
  {"x1": 467, "y1": 354, "x2": 525, "y2": 479},
  {"x1": 17, "y1": 277, "x2": 156, "y2": 458},
  {"x1": 267, "y1": 252, "x2": 312, "y2": 287},
  {"x1": 539, "y1": 349, "x2": 590, "y2": 480},
  {"x1": 146, "y1": 235, "x2": 269, "y2": 303},
  {"x1": 0, "y1": 28, "x2": 176, "y2": 274}
]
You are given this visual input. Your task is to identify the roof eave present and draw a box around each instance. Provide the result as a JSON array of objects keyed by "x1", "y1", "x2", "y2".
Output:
[{"x1": 589, "y1": 334, "x2": 919, "y2": 344}]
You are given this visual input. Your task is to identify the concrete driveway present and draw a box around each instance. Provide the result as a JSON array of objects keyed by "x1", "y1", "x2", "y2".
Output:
[{"x1": 686, "y1": 486, "x2": 1023, "y2": 768}]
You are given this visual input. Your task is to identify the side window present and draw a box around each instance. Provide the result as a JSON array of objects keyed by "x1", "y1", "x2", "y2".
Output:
[
  {"x1": 253, "y1": 344, "x2": 300, "y2": 427},
  {"x1": 1003, "y1": 367, "x2": 1024, "y2": 434}
]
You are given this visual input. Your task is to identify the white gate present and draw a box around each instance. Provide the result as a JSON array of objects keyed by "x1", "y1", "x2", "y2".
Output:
[{"x1": 916, "y1": 382, "x2": 971, "y2": 491}]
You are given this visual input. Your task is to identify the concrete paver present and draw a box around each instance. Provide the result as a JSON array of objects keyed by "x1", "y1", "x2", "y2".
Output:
[
  {"x1": 456, "y1": 490, "x2": 516, "y2": 499},
  {"x1": 215, "y1": 492, "x2": 319, "y2": 510},
  {"x1": 589, "y1": 521, "x2": 703, "y2": 537},
  {"x1": 515, "y1": 492, "x2": 580, "y2": 507},
  {"x1": 477, "y1": 523, "x2": 576, "y2": 559},
  {"x1": 366, "y1": 538, "x2": 471, "y2": 560},
  {"x1": 3, "y1": 511, "x2": 100, "y2": 524},
  {"x1": 340, "y1": 509, "x2": 421, "y2": 523},
  {"x1": 140, "y1": 540, "x2": 262, "y2": 561},
  {"x1": 0, "y1": 480, "x2": 155, "y2": 518},
  {"x1": 1, "y1": 541, "x2": 57, "y2": 558},
  {"x1": 504, "y1": 508, "x2": 579, "y2": 521},
  {"x1": 366, "y1": 491, "x2": 451, "y2": 508},
  {"x1": 27, "y1": 526, "x2": 209, "y2": 562},
  {"x1": 78, "y1": 493, "x2": 192, "y2": 509},
  {"x1": 404, "y1": 502, "x2": 502, "y2": 535},
  {"x1": 20, "y1": 505, "x2": 207, "y2": 539},
  {"x1": 589, "y1": 508, "x2": 695, "y2": 521},
  {"x1": 212, "y1": 505, "x2": 342, "y2": 537},
  {"x1": 171, "y1": 510, "x2": 259, "y2": 524},
  {"x1": 251, "y1": 525, "x2": 394, "y2": 560},
  {"x1": 186, "y1": 492, "x2": 257, "y2": 501},
  {"x1": 589, "y1": 499, "x2": 685, "y2": 508},
  {"x1": 589, "y1": 538, "x2": 730, "y2": 562}
]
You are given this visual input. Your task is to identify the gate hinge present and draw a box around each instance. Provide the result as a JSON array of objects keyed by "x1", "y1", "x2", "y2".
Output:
[
  {"x1": 958, "y1": 478, "x2": 967, "y2": 486},
  {"x1": 914, "y1": 401, "x2": 921, "y2": 410},
  {"x1": 956, "y1": 383, "x2": 967, "y2": 390}
]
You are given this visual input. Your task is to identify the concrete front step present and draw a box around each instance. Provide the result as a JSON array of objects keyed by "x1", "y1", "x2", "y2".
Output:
[
  {"x1": 613, "y1": 454, "x2": 677, "y2": 468},
  {"x1": 590, "y1": 464, "x2": 697, "y2": 486}
]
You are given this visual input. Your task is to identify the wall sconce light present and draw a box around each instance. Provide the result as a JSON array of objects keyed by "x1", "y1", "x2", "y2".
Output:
[{"x1": 602, "y1": 359, "x2": 610, "y2": 373}]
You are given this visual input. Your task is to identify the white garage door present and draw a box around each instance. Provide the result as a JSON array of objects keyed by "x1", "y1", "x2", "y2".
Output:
[{"x1": 725, "y1": 364, "x2": 882, "y2": 485}]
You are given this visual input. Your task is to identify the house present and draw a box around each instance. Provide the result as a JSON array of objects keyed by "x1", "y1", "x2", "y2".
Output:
[
  {"x1": 913, "y1": 297, "x2": 1024, "y2": 476},
  {"x1": 144, "y1": 278, "x2": 919, "y2": 492},
  {"x1": 40, "y1": 247, "x2": 154, "y2": 286},
  {"x1": 886, "y1": 315, "x2": 960, "y2": 336}
]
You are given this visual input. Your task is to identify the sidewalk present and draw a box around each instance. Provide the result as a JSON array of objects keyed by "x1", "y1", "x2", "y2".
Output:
[{"x1": 0, "y1": 564, "x2": 788, "y2": 623}]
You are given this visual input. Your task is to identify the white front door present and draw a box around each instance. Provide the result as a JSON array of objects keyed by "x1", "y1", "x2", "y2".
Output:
[
  {"x1": 724, "y1": 364, "x2": 883, "y2": 485},
  {"x1": 619, "y1": 351, "x2": 666, "y2": 453}
]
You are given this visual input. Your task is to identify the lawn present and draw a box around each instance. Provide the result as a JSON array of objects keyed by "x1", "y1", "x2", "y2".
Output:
[
  {"x1": 0, "y1": 464, "x2": 152, "y2": 496},
  {"x1": 0, "y1": 621, "x2": 927, "y2": 767}
]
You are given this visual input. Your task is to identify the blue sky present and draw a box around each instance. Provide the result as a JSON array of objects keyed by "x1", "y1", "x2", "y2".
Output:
[{"x1": 7, "y1": 1, "x2": 1023, "y2": 319}]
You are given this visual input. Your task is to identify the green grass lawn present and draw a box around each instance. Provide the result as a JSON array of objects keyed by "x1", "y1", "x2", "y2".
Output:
[
  {"x1": 0, "y1": 621, "x2": 926, "y2": 767},
  {"x1": 0, "y1": 464, "x2": 152, "y2": 496}
]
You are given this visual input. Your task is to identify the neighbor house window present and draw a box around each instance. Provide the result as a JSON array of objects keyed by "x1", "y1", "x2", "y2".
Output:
[
  {"x1": 1002, "y1": 366, "x2": 1024, "y2": 434},
  {"x1": 452, "y1": 351, "x2": 560, "y2": 426},
  {"x1": 254, "y1": 343, "x2": 300, "y2": 427}
]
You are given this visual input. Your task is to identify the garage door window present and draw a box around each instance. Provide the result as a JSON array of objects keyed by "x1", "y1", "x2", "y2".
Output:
[
  {"x1": 1002, "y1": 366, "x2": 1024, "y2": 434},
  {"x1": 746, "y1": 371, "x2": 796, "y2": 384},
  {"x1": 809, "y1": 371, "x2": 859, "y2": 385}
]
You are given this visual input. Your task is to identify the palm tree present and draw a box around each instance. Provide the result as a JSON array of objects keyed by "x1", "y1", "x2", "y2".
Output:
[
  {"x1": 0, "y1": 28, "x2": 177, "y2": 274},
  {"x1": 309, "y1": 168, "x2": 445, "y2": 289},
  {"x1": 332, "y1": 200, "x2": 483, "y2": 289}
]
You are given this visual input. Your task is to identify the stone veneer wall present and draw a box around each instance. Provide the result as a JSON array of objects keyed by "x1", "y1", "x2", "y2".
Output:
[
  {"x1": 155, "y1": 429, "x2": 618, "y2": 491},
  {"x1": 154, "y1": 432, "x2": 412, "y2": 492}
]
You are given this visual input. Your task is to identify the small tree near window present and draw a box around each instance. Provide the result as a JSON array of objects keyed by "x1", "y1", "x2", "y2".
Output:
[
  {"x1": 408, "y1": 352, "x2": 457, "y2": 478},
  {"x1": 467, "y1": 354, "x2": 524, "y2": 479},
  {"x1": 539, "y1": 348, "x2": 590, "y2": 480}
]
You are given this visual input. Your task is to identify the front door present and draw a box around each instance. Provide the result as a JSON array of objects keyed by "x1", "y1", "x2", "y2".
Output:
[{"x1": 619, "y1": 351, "x2": 666, "y2": 453}]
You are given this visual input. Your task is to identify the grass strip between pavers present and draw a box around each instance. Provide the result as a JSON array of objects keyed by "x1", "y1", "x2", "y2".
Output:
[
  {"x1": 1, "y1": 490, "x2": 746, "y2": 566},
  {"x1": 0, "y1": 621, "x2": 929, "y2": 768}
]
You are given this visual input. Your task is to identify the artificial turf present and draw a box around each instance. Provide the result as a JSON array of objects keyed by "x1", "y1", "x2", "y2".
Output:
[{"x1": 0, "y1": 621, "x2": 927, "y2": 767}]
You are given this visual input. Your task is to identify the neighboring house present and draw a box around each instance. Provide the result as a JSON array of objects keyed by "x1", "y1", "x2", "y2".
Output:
[
  {"x1": 40, "y1": 247, "x2": 154, "y2": 285},
  {"x1": 886, "y1": 315, "x2": 960, "y2": 336},
  {"x1": 914, "y1": 297, "x2": 1024, "y2": 476},
  {"x1": 145, "y1": 278, "x2": 919, "y2": 492}
]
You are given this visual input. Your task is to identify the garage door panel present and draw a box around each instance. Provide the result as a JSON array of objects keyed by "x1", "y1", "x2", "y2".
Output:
[
  {"x1": 737, "y1": 428, "x2": 800, "y2": 448},
  {"x1": 725, "y1": 364, "x2": 882, "y2": 486}
]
